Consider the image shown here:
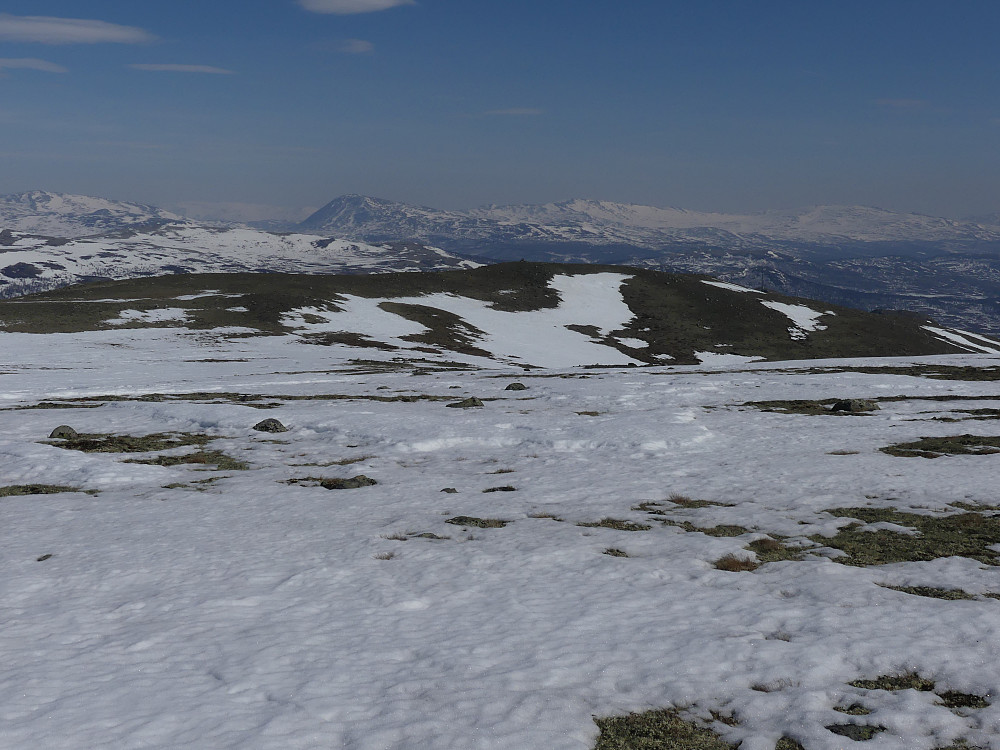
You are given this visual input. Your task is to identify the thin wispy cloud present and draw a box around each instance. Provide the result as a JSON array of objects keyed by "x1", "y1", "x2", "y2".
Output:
[
  {"x1": 876, "y1": 98, "x2": 929, "y2": 110},
  {"x1": 0, "y1": 58, "x2": 68, "y2": 74},
  {"x1": 298, "y1": 0, "x2": 415, "y2": 15},
  {"x1": 339, "y1": 39, "x2": 374, "y2": 54},
  {"x1": 0, "y1": 14, "x2": 153, "y2": 45},
  {"x1": 130, "y1": 64, "x2": 235, "y2": 75},
  {"x1": 484, "y1": 108, "x2": 544, "y2": 116}
]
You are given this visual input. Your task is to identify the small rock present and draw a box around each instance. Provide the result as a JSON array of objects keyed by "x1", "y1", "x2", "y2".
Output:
[
  {"x1": 48, "y1": 425, "x2": 78, "y2": 439},
  {"x1": 253, "y1": 418, "x2": 288, "y2": 433},
  {"x1": 830, "y1": 399, "x2": 880, "y2": 413},
  {"x1": 36, "y1": 554, "x2": 53, "y2": 562},
  {"x1": 320, "y1": 475, "x2": 377, "y2": 490},
  {"x1": 440, "y1": 487, "x2": 458, "y2": 493},
  {"x1": 505, "y1": 382, "x2": 528, "y2": 391},
  {"x1": 447, "y1": 397, "x2": 484, "y2": 408}
]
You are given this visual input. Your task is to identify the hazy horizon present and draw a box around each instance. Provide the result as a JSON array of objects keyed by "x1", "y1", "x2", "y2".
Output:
[{"x1": 2, "y1": 1, "x2": 999, "y2": 221}]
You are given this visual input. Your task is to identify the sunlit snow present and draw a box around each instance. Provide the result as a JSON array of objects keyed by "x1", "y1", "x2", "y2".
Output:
[{"x1": 4, "y1": 316, "x2": 1000, "y2": 750}]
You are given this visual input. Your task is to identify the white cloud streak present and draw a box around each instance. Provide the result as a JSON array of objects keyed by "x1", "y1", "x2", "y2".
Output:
[
  {"x1": 339, "y1": 39, "x2": 374, "y2": 54},
  {"x1": 130, "y1": 64, "x2": 235, "y2": 75},
  {"x1": 0, "y1": 57, "x2": 68, "y2": 74},
  {"x1": 0, "y1": 14, "x2": 153, "y2": 44},
  {"x1": 298, "y1": 0, "x2": 415, "y2": 15}
]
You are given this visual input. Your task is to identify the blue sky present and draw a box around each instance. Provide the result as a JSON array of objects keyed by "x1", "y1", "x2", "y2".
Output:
[{"x1": 1, "y1": 1, "x2": 998, "y2": 220}]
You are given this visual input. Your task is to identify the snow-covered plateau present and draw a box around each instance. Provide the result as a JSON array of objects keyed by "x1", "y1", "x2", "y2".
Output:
[{"x1": 4, "y1": 272, "x2": 1000, "y2": 749}]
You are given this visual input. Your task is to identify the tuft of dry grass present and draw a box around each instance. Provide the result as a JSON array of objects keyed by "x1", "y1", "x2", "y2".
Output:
[{"x1": 714, "y1": 554, "x2": 760, "y2": 572}]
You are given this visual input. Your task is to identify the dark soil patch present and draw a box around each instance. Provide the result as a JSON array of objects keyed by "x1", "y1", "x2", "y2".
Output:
[
  {"x1": 881, "y1": 434, "x2": 1000, "y2": 458},
  {"x1": 815, "y1": 508, "x2": 1000, "y2": 565},
  {"x1": 593, "y1": 708, "x2": 735, "y2": 750}
]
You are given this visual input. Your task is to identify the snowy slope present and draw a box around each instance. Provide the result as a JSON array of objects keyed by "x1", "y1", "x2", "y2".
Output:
[
  {"x1": 0, "y1": 190, "x2": 186, "y2": 237},
  {"x1": 0, "y1": 225, "x2": 482, "y2": 298},
  {"x1": 2, "y1": 264, "x2": 995, "y2": 367},
  {"x1": 4, "y1": 315, "x2": 1000, "y2": 748}
]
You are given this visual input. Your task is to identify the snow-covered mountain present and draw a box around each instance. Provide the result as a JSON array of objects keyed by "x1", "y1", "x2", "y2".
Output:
[
  {"x1": 0, "y1": 225, "x2": 482, "y2": 298},
  {"x1": 298, "y1": 196, "x2": 1000, "y2": 334},
  {"x1": 0, "y1": 190, "x2": 186, "y2": 237},
  {"x1": 302, "y1": 195, "x2": 1000, "y2": 247}
]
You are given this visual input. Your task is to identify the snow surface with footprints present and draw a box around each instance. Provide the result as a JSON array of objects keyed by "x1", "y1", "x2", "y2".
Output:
[{"x1": 4, "y1": 279, "x2": 1000, "y2": 749}]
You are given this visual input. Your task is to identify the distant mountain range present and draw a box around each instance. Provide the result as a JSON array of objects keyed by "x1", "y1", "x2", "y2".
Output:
[
  {"x1": 3, "y1": 190, "x2": 1000, "y2": 334},
  {"x1": 300, "y1": 194, "x2": 1000, "y2": 247},
  {"x1": 298, "y1": 195, "x2": 1000, "y2": 334}
]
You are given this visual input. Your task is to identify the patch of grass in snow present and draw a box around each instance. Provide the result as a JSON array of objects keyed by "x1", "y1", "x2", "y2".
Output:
[
  {"x1": 0, "y1": 484, "x2": 82, "y2": 497},
  {"x1": 879, "y1": 584, "x2": 976, "y2": 600},
  {"x1": 592, "y1": 708, "x2": 735, "y2": 750},
  {"x1": 745, "y1": 537, "x2": 802, "y2": 563},
  {"x1": 633, "y1": 495, "x2": 733, "y2": 514},
  {"x1": 445, "y1": 516, "x2": 509, "y2": 528},
  {"x1": 713, "y1": 554, "x2": 760, "y2": 572},
  {"x1": 23, "y1": 391, "x2": 455, "y2": 410},
  {"x1": 938, "y1": 692, "x2": 992, "y2": 710},
  {"x1": 603, "y1": 548, "x2": 629, "y2": 557},
  {"x1": 774, "y1": 738, "x2": 806, "y2": 750},
  {"x1": 527, "y1": 512, "x2": 562, "y2": 520},
  {"x1": 833, "y1": 703, "x2": 873, "y2": 716},
  {"x1": 43, "y1": 431, "x2": 212, "y2": 453},
  {"x1": 289, "y1": 455, "x2": 374, "y2": 467},
  {"x1": 815, "y1": 508, "x2": 1000, "y2": 565},
  {"x1": 849, "y1": 673, "x2": 936, "y2": 692},
  {"x1": 848, "y1": 674, "x2": 990, "y2": 710},
  {"x1": 881, "y1": 434, "x2": 1000, "y2": 458},
  {"x1": 127, "y1": 449, "x2": 249, "y2": 471},
  {"x1": 825, "y1": 723, "x2": 885, "y2": 741},
  {"x1": 482, "y1": 485, "x2": 517, "y2": 493},
  {"x1": 576, "y1": 410, "x2": 603, "y2": 416},
  {"x1": 742, "y1": 398, "x2": 858, "y2": 416},
  {"x1": 662, "y1": 520, "x2": 750, "y2": 537},
  {"x1": 578, "y1": 518, "x2": 652, "y2": 532},
  {"x1": 950, "y1": 500, "x2": 1000, "y2": 511}
]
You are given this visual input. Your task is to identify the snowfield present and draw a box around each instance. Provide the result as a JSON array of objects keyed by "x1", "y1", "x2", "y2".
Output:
[{"x1": 4, "y1": 310, "x2": 1000, "y2": 749}]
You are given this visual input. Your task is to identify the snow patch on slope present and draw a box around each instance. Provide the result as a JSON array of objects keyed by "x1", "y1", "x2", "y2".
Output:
[
  {"x1": 283, "y1": 273, "x2": 642, "y2": 368},
  {"x1": 922, "y1": 326, "x2": 1000, "y2": 354},
  {"x1": 760, "y1": 300, "x2": 833, "y2": 340}
]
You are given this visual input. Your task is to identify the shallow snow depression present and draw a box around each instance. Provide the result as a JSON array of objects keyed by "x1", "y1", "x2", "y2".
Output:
[{"x1": 3, "y1": 319, "x2": 1000, "y2": 750}]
